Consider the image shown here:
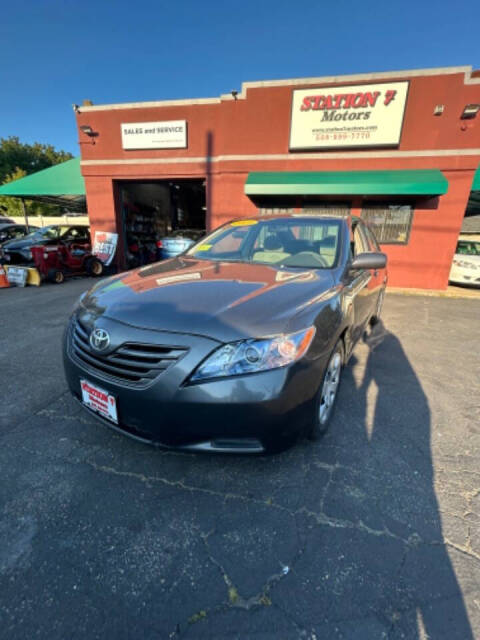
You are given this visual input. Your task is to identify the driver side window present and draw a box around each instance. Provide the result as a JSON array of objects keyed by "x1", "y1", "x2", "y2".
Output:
[{"x1": 11, "y1": 227, "x2": 25, "y2": 239}]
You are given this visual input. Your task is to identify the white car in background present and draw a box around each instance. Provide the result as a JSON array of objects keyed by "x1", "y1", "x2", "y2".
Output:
[{"x1": 449, "y1": 238, "x2": 480, "y2": 287}]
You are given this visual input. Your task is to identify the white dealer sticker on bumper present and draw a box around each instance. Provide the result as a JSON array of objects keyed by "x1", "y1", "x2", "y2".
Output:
[{"x1": 81, "y1": 379, "x2": 118, "y2": 424}]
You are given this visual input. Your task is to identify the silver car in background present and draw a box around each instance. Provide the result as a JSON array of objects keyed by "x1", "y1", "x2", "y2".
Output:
[{"x1": 156, "y1": 229, "x2": 205, "y2": 260}]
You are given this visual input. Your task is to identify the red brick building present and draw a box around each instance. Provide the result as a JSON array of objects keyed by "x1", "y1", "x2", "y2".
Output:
[{"x1": 76, "y1": 65, "x2": 480, "y2": 289}]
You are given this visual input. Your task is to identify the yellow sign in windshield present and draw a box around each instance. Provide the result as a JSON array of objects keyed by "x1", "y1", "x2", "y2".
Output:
[{"x1": 230, "y1": 220, "x2": 258, "y2": 227}]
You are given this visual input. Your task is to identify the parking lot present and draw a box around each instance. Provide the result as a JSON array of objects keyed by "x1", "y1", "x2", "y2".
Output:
[{"x1": 1, "y1": 280, "x2": 479, "y2": 639}]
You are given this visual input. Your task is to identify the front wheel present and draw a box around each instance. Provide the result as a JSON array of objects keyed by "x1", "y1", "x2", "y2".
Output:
[
  {"x1": 308, "y1": 340, "x2": 344, "y2": 441},
  {"x1": 48, "y1": 268, "x2": 65, "y2": 284},
  {"x1": 85, "y1": 257, "x2": 104, "y2": 277}
]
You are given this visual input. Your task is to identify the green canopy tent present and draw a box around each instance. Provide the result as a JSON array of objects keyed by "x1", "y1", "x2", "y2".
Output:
[{"x1": 0, "y1": 158, "x2": 86, "y2": 224}]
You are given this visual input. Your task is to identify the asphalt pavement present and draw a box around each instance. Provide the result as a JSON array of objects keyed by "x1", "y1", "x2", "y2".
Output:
[{"x1": 1, "y1": 279, "x2": 479, "y2": 639}]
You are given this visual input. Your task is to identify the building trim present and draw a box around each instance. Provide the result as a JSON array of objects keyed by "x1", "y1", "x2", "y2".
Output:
[
  {"x1": 81, "y1": 148, "x2": 480, "y2": 166},
  {"x1": 78, "y1": 66, "x2": 479, "y2": 112}
]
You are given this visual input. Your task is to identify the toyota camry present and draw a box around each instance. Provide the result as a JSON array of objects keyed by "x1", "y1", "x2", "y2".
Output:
[{"x1": 63, "y1": 214, "x2": 387, "y2": 453}]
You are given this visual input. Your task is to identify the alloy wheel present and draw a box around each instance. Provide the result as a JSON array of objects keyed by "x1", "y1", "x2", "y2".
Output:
[{"x1": 319, "y1": 351, "x2": 342, "y2": 424}]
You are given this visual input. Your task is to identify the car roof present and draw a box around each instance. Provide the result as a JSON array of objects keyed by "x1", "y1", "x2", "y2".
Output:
[
  {"x1": 227, "y1": 213, "x2": 351, "y2": 223},
  {"x1": 37, "y1": 223, "x2": 89, "y2": 230}
]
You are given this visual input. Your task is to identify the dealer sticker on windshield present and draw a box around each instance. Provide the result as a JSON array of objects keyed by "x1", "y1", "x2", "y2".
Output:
[
  {"x1": 230, "y1": 220, "x2": 258, "y2": 227},
  {"x1": 81, "y1": 379, "x2": 118, "y2": 424}
]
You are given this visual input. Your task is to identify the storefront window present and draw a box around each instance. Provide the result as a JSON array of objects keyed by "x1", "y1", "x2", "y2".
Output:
[{"x1": 361, "y1": 204, "x2": 413, "y2": 245}]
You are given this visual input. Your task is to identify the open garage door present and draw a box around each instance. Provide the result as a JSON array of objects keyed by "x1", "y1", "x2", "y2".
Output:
[{"x1": 117, "y1": 179, "x2": 205, "y2": 269}]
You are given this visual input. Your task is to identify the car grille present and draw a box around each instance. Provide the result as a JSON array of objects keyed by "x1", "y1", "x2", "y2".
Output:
[{"x1": 70, "y1": 318, "x2": 188, "y2": 387}]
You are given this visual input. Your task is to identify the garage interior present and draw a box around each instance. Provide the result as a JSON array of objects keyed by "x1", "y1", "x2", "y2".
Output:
[{"x1": 118, "y1": 179, "x2": 206, "y2": 269}]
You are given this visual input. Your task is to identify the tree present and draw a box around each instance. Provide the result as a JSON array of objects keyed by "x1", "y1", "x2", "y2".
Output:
[
  {"x1": 0, "y1": 137, "x2": 74, "y2": 217},
  {"x1": 0, "y1": 167, "x2": 27, "y2": 217}
]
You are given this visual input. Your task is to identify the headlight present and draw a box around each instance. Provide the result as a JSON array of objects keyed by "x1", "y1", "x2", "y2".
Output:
[{"x1": 190, "y1": 326, "x2": 316, "y2": 382}]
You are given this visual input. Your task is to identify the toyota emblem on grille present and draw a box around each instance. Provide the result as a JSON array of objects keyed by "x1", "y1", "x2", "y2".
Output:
[{"x1": 89, "y1": 328, "x2": 110, "y2": 351}]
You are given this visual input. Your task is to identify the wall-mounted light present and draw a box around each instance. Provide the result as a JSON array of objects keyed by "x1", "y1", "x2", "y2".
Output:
[
  {"x1": 80, "y1": 125, "x2": 95, "y2": 136},
  {"x1": 433, "y1": 105, "x2": 444, "y2": 116},
  {"x1": 461, "y1": 104, "x2": 480, "y2": 119},
  {"x1": 79, "y1": 124, "x2": 97, "y2": 145},
  {"x1": 231, "y1": 90, "x2": 238, "y2": 100}
]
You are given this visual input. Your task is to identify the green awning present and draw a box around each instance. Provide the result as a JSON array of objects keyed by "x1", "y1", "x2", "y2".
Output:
[
  {"x1": 472, "y1": 166, "x2": 480, "y2": 191},
  {"x1": 245, "y1": 170, "x2": 448, "y2": 196},
  {"x1": 0, "y1": 157, "x2": 85, "y2": 208}
]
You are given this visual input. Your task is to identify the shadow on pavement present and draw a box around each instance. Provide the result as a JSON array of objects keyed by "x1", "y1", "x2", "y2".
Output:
[{"x1": 315, "y1": 320, "x2": 474, "y2": 638}]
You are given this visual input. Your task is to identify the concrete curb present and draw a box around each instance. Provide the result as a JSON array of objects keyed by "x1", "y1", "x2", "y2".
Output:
[{"x1": 387, "y1": 286, "x2": 480, "y2": 300}]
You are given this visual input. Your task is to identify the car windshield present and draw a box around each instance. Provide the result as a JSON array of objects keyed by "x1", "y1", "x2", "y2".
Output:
[
  {"x1": 457, "y1": 241, "x2": 480, "y2": 256},
  {"x1": 186, "y1": 217, "x2": 342, "y2": 269},
  {"x1": 25, "y1": 225, "x2": 62, "y2": 240}
]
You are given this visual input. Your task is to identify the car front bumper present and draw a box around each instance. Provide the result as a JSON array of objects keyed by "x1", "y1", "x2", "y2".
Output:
[
  {"x1": 449, "y1": 273, "x2": 480, "y2": 286},
  {"x1": 1, "y1": 251, "x2": 33, "y2": 265},
  {"x1": 63, "y1": 313, "x2": 326, "y2": 452}
]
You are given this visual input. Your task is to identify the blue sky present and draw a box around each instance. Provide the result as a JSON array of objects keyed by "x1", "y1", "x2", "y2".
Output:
[{"x1": 1, "y1": 0, "x2": 478, "y2": 155}]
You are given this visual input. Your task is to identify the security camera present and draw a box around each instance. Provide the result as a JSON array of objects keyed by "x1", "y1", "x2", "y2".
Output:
[{"x1": 72, "y1": 104, "x2": 80, "y2": 113}]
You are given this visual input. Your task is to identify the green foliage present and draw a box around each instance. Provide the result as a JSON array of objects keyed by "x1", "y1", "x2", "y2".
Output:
[
  {"x1": 0, "y1": 167, "x2": 27, "y2": 216},
  {"x1": 0, "y1": 137, "x2": 73, "y2": 184},
  {"x1": 0, "y1": 137, "x2": 74, "y2": 217}
]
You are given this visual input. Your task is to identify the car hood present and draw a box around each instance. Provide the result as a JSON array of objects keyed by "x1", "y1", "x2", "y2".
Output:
[
  {"x1": 2, "y1": 236, "x2": 47, "y2": 251},
  {"x1": 81, "y1": 257, "x2": 336, "y2": 342}
]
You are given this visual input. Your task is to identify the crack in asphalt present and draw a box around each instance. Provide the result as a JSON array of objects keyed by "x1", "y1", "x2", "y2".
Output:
[
  {"x1": 442, "y1": 538, "x2": 480, "y2": 563},
  {"x1": 200, "y1": 528, "x2": 287, "y2": 610},
  {"x1": 0, "y1": 390, "x2": 71, "y2": 439},
  {"x1": 85, "y1": 460, "x2": 426, "y2": 549},
  {"x1": 168, "y1": 526, "x2": 306, "y2": 638}
]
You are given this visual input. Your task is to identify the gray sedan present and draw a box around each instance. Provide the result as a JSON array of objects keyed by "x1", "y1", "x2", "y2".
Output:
[{"x1": 63, "y1": 214, "x2": 387, "y2": 453}]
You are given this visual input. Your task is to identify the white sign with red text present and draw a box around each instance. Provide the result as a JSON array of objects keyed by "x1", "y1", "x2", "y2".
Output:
[
  {"x1": 81, "y1": 379, "x2": 118, "y2": 424},
  {"x1": 289, "y1": 81, "x2": 409, "y2": 150},
  {"x1": 93, "y1": 231, "x2": 118, "y2": 266}
]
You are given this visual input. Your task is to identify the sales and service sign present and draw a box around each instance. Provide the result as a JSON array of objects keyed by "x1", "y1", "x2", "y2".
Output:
[
  {"x1": 289, "y1": 82, "x2": 409, "y2": 150},
  {"x1": 121, "y1": 120, "x2": 187, "y2": 150}
]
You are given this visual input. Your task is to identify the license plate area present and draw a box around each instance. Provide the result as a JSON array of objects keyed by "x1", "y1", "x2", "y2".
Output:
[{"x1": 81, "y1": 379, "x2": 118, "y2": 424}]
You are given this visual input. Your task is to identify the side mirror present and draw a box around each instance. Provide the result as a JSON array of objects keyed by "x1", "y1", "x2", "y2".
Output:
[{"x1": 350, "y1": 252, "x2": 387, "y2": 271}]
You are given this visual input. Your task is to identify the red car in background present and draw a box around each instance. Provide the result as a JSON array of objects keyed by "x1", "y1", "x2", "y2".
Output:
[{"x1": 0, "y1": 224, "x2": 91, "y2": 265}]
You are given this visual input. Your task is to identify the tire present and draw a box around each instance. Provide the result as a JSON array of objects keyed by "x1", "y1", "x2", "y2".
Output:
[
  {"x1": 308, "y1": 340, "x2": 344, "y2": 441},
  {"x1": 370, "y1": 287, "x2": 385, "y2": 326},
  {"x1": 86, "y1": 257, "x2": 104, "y2": 277},
  {"x1": 48, "y1": 269, "x2": 65, "y2": 284}
]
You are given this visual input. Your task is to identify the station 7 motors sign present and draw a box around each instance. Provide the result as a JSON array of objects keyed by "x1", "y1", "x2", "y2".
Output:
[{"x1": 289, "y1": 81, "x2": 409, "y2": 150}]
